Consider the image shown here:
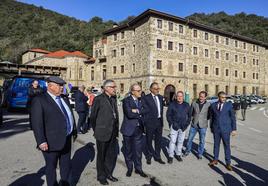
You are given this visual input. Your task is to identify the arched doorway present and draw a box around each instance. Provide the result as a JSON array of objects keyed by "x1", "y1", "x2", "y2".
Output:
[{"x1": 164, "y1": 84, "x2": 176, "y2": 105}]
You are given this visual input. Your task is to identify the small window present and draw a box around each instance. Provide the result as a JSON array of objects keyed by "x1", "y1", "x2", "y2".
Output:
[
  {"x1": 215, "y1": 51, "x2": 219, "y2": 59},
  {"x1": 179, "y1": 25, "x2": 184, "y2": 33},
  {"x1": 215, "y1": 85, "x2": 219, "y2": 95},
  {"x1": 121, "y1": 65, "x2": 124, "y2": 73},
  {"x1": 193, "y1": 47, "x2": 198, "y2": 55},
  {"x1": 157, "y1": 60, "x2": 162, "y2": 70},
  {"x1": 256, "y1": 59, "x2": 259, "y2": 65},
  {"x1": 168, "y1": 22, "x2": 173, "y2": 31},
  {"x1": 225, "y1": 38, "x2": 229, "y2": 45},
  {"x1": 113, "y1": 66, "x2": 116, "y2": 74},
  {"x1": 225, "y1": 69, "x2": 229, "y2": 76},
  {"x1": 79, "y1": 67, "x2": 83, "y2": 79},
  {"x1": 205, "y1": 32, "x2": 209, "y2": 40},
  {"x1": 121, "y1": 48, "x2": 125, "y2": 56},
  {"x1": 193, "y1": 65, "x2": 197, "y2": 73},
  {"x1": 193, "y1": 29, "x2": 198, "y2": 38},
  {"x1": 235, "y1": 40, "x2": 238, "y2": 47},
  {"x1": 253, "y1": 59, "x2": 255, "y2": 65},
  {"x1": 205, "y1": 49, "x2": 209, "y2": 57},
  {"x1": 132, "y1": 63, "x2": 136, "y2": 72},
  {"x1": 235, "y1": 55, "x2": 238, "y2": 62},
  {"x1": 178, "y1": 63, "x2": 183, "y2": 71},
  {"x1": 157, "y1": 39, "x2": 162, "y2": 49},
  {"x1": 168, "y1": 41, "x2": 173, "y2": 50},
  {"x1": 243, "y1": 56, "x2": 246, "y2": 63},
  {"x1": 253, "y1": 73, "x2": 255, "y2": 79},
  {"x1": 114, "y1": 34, "x2": 117, "y2": 41},
  {"x1": 243, "y1": 42, "x2": 246, "y2": 49},
  {"x1": 121, "y1": 32, "x2": 125, "y2": 39},
  {"x1": 102, "y1": 69, "x2": 107, "y2": 80},
  {"x1": 243, "y1": 71, "x2": 246, "y2": 78},
  {"x1": 179, "y1": 43, "x2": 184, "y2": 52},
  {"x1": 157, "y1": 19, "x2": 162, "y2": 29},
  {"x1": 253, "y1": 45, "x2": 255, "y2": 52},
  {"x1": 235, "y1": 70, "x2": 238, "y2": 77},
  {"x1": 256, "y1": 73, "x2": 258, "y2": 79},
  {"x1": 205, "y1": 84, "x2": 209, "y2": 93},
  {"x1": 205, "y1": 66, "x2": 209, "y2": 74},
  {"x1": 133, "y1": 45, "x2": 135, "y2": 53},
  {"x1": 215, "y1": 35, "x2": 219, "y2": 43},
  {"x1": 215, "y1": 68, "x2": 219, "y2": 75},
  {"x1": 225, "y1": 53, "x2": 229, "y2": 60},
  {"x1": 91, "y1": 70, "x2": 94, "y2": 81},
  {"x1": 257, "y1": 46, "x2": 259, "y2": 52}
]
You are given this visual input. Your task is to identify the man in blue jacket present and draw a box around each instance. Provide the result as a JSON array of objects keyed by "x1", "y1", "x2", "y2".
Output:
[
  {"x1": 120, "y1": 84, "x2": 147, "y2": 178},
  {"x1": 166, "y1": 91, "x2": 191, "y2": 164},
  {"x1": 75, "y1": 85, "x2": 88, "y2": 133},
  {"x1": 209, "y1": 91, "x2": 237, "y2": 171}
]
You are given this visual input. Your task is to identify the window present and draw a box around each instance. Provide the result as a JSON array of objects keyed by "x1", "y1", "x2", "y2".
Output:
[
  {"x1": 193, "y1": 47, "x2": 198, "y2": 55},
  {"x1": 193, "y1": 65, "x2": 197, "y2": 73},
  {"x1": 235, "y1": 70, "x2": 238, "y2": 77},
  {"x1": 168, "y1": 22, "x2": 173, "y2": 31},
  {"x1": 235, "y1": 86, "x2": 238, "y2": 95},
  {"x1": 205, "y1": 32, "x2": 209, "y2": 40},
  {"x1": 225, "y1": 69, "x2": 229, "y2": 76},
  {"x1": 243, "y1": 42, "x2": 246, "y2": 49},
  {"x1": 120, "y1": 83, "x2": 124, "y2": 94},
  {"x1": 257, "y1": 46, "x2": 259, "y2": 52},
  {"x1": 113, "y1": 66, "x2": 116, "y2": 74},
  {"x1": 179, "y1": 25, "x2": 183, "y2": 33},
  {"x1": 253, "y1": 45, "x2": 255, "y2": 52},
  {"x1": 205, "y1": 49, "x2": 209, "y2": 57},
  {"x1": 112, "y1": 49, "x2": 116, "y2": 57},
  {"x1": 205, "y1": 66, "x2": 209, "y2": 74},
  {"x1": 235, "y1": 40, "x2": 238, "y2": 47},
  {"x1": 121, "y1": 32, "x2": 125, "y2": 39},
  {"x1": 215, "y1": 85, "x2": 219, "y2": 95},
  {"x1": 256, "y1": 73, "x2": 259, "y2": 80},
  {"x1": 243, "y1": 86, "x2": 246, "y2": 95},
  {"x1": 215, "y1": 51, "x2": 219, "y2": 59},
  {"x1": 225, "y1": 38, "x2": 229, "y2": 45},
  {"x1": 256, "y1": 59, "x2": 259, "y2": 65},
  {"x1": 132, "y1": 63, "x2": 136, "y2": 72},
  {"x1": 79, "y1": 67, "x2": 83, "y2": 79},
  {"x1": 121, "y1": 48, "x2": 125, "y2": 56},
  {"x1": 253, "y1": 59, "x2": 255, "y2": 65},
  {"x1": 168, "y1": 41, "x2": 173, "y2": 50},
  {"x1": 178, "y1": 63, "x2": 183, "y2": 71},
  {"x1": 225, "y1": 53, "x2": 229, "y2": 60},
  {"x1": 157, "y1": 19, "x2": 162, "y2": 29},
  {"x1": 215, "y1": 35, "x2": 219, "y2": 43},
  {"x1": 91, "y1": 69, "x2": 94, "y2": 81},
  {"x1": 215, "y1": 68, "x2": 219, "y2": 75},
  {"x1": 235, "y1": 55, "x2": 238, "y2": 62},
  {"x1": 179, "y1": 43, "x2": 184, "y2": 52},
  {"x1": 157, "y1": 39, "x2": 162, "y2": 49},
  {"x1": 225, "y1": 86, "x2": 229, "y2": 95},
  {"x1": 253, "y1": 73, "x2": 255, "y2": 79},
  {"x1": 243, "y1": 56, "x2": 246, "y2": 63},
  {"x1": 121, "y1": 65, "x2": 124, "y2": 73},
  {"x1": 193, "y1": 29, "x2": 197, "y2": 38},
  {"x1": 157, "y1": 60, "x2": 162, "y2": 69},
  {"x1": 102, "y1": 69, "x2": 106, "y2": 80},
  {"x1": 114, "y1": 34, "x2": 117, "y2": 41},
  {"x1": 243, "y1": 71, "x2": 246, "y2": 78},
  {"x1": 193, "y1": 84, "x2": 197, "y2": 99},
  {"x1": 133, "y1": 45, "x2": 135, "y2": 53},
  {"x1": 205, "y1": 84, "x2": 209, "y2": 93}
]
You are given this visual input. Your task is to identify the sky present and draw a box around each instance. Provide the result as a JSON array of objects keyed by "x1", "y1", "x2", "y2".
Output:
[{"x1": 18, "y1": 0, "x2": 268, "y2": 22}]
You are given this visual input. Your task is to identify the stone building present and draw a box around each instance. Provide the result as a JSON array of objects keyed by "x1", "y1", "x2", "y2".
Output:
[
  {"x1": 91, "y1": 9, "x2": 268, "y2": 101},
  {"x1": 22, "y1": 49, "x2": 89, "y2": 86}
]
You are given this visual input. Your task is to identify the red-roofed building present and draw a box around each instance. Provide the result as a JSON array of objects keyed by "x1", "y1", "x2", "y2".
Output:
[{"x1": 22, "y1": 48, "x2": 91, "y2": 86}]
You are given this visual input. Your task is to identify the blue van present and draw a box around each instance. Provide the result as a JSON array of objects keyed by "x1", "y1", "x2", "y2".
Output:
[{"x1": 6, "y1": 76, "x2": 47, "y2": 110}]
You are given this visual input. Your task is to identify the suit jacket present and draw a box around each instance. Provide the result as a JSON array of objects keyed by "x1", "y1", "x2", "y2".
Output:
[
  {"x1": 120, "y1": 96, "x2": 144, "y2": 136},
  {"x1": 90, "y1": 93, "x2": 119, "y2": 142},
  {"x1": 142, "y1": 93, "x2": 164, "y2": 128},
  {"x1": 75, "y1": 90, "x2": 88, "y2": 112},
  {"x1": 31, "y1": 92, "x2": 77, "y2": 151},
  {"x1": 191, "y1": 100, "x2": 211, "y2": 128},
  {"x1": 210, "y1": 101, "x2": 237, "y2": 133}
]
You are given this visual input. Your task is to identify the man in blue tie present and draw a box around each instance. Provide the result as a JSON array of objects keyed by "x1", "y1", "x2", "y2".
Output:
[
  {"x1": 31, "y1": 76, "x2": 77, "y2": 186},
  {"x1": 209, "y1": 91, "x2": 237, "y2": 171},
  {"x1": 121, "y1": 84, "x2": 147, "y2": 178}
]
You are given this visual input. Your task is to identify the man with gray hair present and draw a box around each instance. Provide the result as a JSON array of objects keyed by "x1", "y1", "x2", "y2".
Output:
[
  {"x1": 75, "y1": 85, "x2": 88, "y2": 134},
  {"x1": 90, "y1": 79, "x2": 119, "y2": 185}
]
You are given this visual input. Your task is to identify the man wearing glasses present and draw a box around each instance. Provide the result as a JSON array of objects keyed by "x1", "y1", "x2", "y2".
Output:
[
  {"x1": 209, "y1": 91, "x2": 237, "y2": 171},
  {"x1": 90, "y1": 79, "x2": 119, "y2": 185},
  {"x1": 121, "y1": 84, "x2": 147, "y2": 178},
  {"x1": 142, "y1": 82, "x2": 165, "y2": 165}
]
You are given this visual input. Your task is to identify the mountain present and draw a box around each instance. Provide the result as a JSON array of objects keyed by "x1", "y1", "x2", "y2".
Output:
[{"x1": 0, "y1": 0, "x2": 267, "y2": 63}]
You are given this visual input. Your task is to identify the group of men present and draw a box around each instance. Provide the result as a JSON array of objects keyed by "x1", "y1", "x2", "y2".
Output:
[{"x1": 31, "y1": 76, "x2": 237, "y2": 186}]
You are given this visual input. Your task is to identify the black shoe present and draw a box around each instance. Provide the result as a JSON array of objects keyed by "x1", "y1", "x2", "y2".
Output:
[
  {"x1": 174, "y1": 155, "x2": 183, "y2": 162},
  {"x1": 135, "y1": 170, "x2": 148, "y2": 177},
  {"x1": 146, "y1": 159, "x2": 151, "y2": 165},
  {"x1": 126, "y1": 170, "x2": 132, "y2": 177},
  {"x1": 168, "y1": 157, "x2": 173, "y2": 164},
  {"x1": 98, "y1": 179, "x2": 109, "y2": 185},
  {"x1": 107, "y1": 175, "x2": 118, "y2": 182},
  {"x1": 154, "y1": 158, "x2": 165, "y2": 164}
]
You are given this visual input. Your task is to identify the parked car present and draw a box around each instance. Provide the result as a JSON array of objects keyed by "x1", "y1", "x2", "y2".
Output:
[
  {"x1": 6, "y1": 76, "x2": 47, "y2": 110},
  {"x1": 207, "y1": 96, "x2": 218, "y2": 104}
]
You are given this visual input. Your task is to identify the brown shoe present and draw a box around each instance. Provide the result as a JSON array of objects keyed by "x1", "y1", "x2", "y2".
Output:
[
  {"x1": 208, "y1": 160, "x2": 218, "y2": 166},
  {"x1": 226, "y1": 164, "x2": 233, "y2": 171}
]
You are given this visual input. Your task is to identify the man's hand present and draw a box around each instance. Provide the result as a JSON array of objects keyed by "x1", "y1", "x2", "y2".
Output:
[
  {"x1": 231, "y1": 130, "x2": 237, "y2": 136},
  {"x1": 39, "y1": 143, "x2": 48, "y2": 151}
]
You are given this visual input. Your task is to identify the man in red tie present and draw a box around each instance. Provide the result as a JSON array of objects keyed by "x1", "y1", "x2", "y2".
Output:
[{"x1": 209, "y1": 91, "x2": 237, "y2": 171}]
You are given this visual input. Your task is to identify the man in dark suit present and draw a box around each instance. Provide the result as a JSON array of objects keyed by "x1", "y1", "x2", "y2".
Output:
[
  {"x1": 121, "y1": 84, "x2": 147, "y2": 178},
  {"x1": 209, "y1": 91, "x2": 237, "y2": 171},
  {"x1": 31, "y1": 76, "x2": 77, "y2": 186},
  {"x1": 90, "y1": 79, "x2": 119, "y2": 185},
  {"x1": 142, "y1": 82, "x2": 165, "y2": 165},
  {"x1": 75, "y1": 85, "x2": 88, "y2": 133}
]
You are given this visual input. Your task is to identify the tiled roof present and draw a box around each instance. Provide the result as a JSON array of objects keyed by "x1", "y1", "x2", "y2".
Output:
[
  {"x1": 44, "y1": 50, "x2": 88, "y2": 58},
  {"x1": 22, "y1": 48, "x2": 51, "y2": 55}
]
